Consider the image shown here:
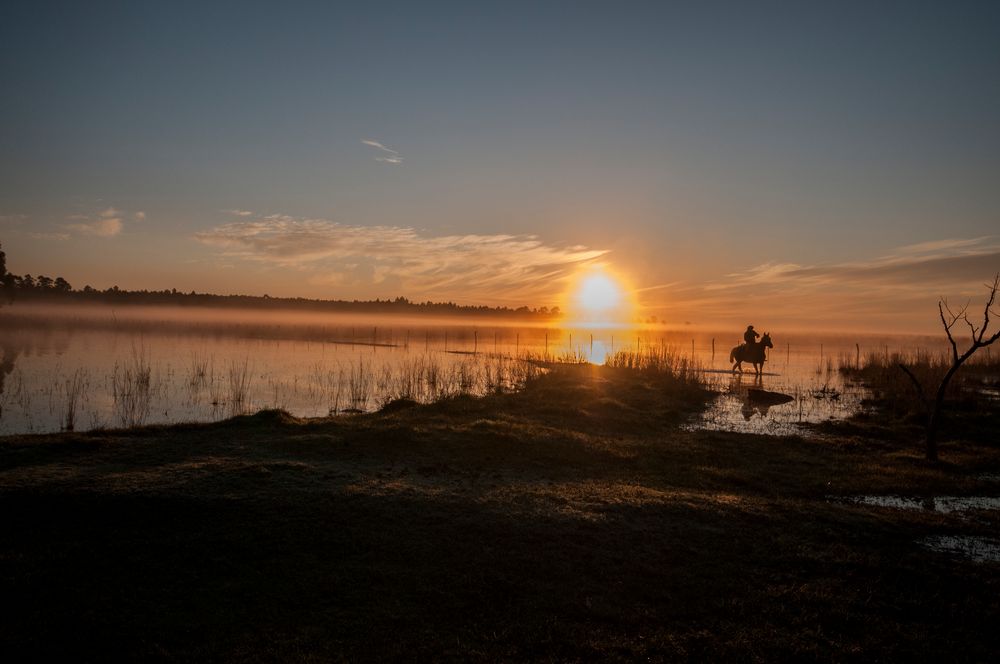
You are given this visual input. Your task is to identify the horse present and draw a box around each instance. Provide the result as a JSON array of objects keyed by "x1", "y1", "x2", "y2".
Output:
[{"x1": 730, "y1": 332, "x2": 773, "y2": 376}]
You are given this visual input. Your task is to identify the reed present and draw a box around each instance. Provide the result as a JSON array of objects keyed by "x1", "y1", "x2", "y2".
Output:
[
  {"x1": 375, "y1": 365, "x2": 395, "y2": 406},
  {"x1": 189, "y1": 353, "x2": 209, "y2": 386},
  {"x1": 226, "y1": 358, "x2": 254, "y2": 416},
  {"x1": 838, "y1": 349, "x2": 1000, "y2": 417},
  {"x1": 482, "y1": 355, "x2": 506, "y2": 394},
  {"x1": 347, "y1": 359, "x2": 373, "y2": 410},
  {"x1": 62, "y1": 368, "x2": 88, "y2": 431},
  {"x1": 207, "y1": 360, "x2": 224, "y2": 407},
  {"x1": 112, "y1": 346, "x2": 153, "y2": 428},
  {"x1": 426, "y1": 356, "x2": 442, "y2": 398},
  {"x1": 605, "y1": 345, "x2": 704, "y2": 388},
  {"x1": 326, "y1": 368, "x2": 342, "y2": 415},
  {"x1": 454, "y1": 358, "x2": 477, "y2": 394}
]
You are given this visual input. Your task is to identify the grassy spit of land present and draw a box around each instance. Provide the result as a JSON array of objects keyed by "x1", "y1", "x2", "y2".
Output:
[{"x1": 1, "y1": 363, "x2": 999, "y2": 661}]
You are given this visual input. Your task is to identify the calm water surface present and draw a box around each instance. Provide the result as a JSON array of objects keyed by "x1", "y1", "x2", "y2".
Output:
[{"x1": 0, "y1": 304, "x2": 946, "y2": 436}]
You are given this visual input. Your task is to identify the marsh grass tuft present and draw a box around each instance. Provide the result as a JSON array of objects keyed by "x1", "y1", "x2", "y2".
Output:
[
  {"x1": 112, "y1": 346, "x2": 153, "y2": 428},
  {"x1": 226, "y1": 359, "x2": 254, "y2": 416},
  {"x1": 348, "y1": 358, "x2": 373, "y2": 410},
  {"x1": 839, "y1": 349, "x2": 1000, "y2": 419},
  {"x1": 606, "y1": 345, "x2": 704, "y2": 388},
  {"x1": 62, "y1": 368, "x2": 88, "y2": 431}
]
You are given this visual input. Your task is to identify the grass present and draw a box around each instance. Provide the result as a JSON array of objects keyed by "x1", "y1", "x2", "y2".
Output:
[
  {"x1": 1, "y1": 363, "x2": 999, "y2": 660},
  {"x1": 838, "y1": 348, "x2": 1000, "y2": 429},
  {"x1": 61, "y1": 368, "x2": 87, "y2": 431},
  {"x1": 1, "y1": 348, "x2": 550, "y2": 435},
  {"x1": 110, "y1": 345, "x2": 153, "y2": 428},
  {"x1": 226, "y1": 358, "x2": 254, "y2": 417}
]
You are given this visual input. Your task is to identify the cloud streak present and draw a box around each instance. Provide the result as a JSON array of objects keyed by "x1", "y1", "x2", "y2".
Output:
[
  {"x1": 647, "y1": 236, "x2": 1000, "y2": 331},
  {"x1": 54, "y1": 203, "x2": 148, "y2": 238},
  {"x1": 362, "y1": 139, "x2": 403, "y2": 165},
  {"x1": 195, "y1": 214, "x2": 606, "y2": 303},
  {"x1": 65, "y1": 216, "x2": 123, "y2": 237}
]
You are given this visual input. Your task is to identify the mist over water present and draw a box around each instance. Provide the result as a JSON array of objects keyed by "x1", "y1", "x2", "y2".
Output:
[{"x1": 0, "y1": 303, "x2": 952, "y2": 436}]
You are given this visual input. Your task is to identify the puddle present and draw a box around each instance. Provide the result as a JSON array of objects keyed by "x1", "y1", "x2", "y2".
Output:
[
  {"x1": 921, "y1": 535, "x2": 1000, "y2": 563},
  {"x1": 840, "y1": 495, "x2": 1000, "y2": 514},
  {"x1": 688, "y1": 373, "x2": 869, "y2": 436}
]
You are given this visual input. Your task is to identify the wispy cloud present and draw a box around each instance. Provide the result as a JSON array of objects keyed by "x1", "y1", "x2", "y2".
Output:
[
  {"x1": 224, "y1": 209, "x2": 254, "y2": 217},
  {"x1": 721, "y1": 237, "x2": 1000, "y2": 291},
  {"x1": 134, "y1": 211, "x2": 146, "y2": 221},
  {"x1": 66, "y1": 217, "x2": 123, "y2": 237},
  {"x1": 61, "y1": 205, "x2": 130, "y2": 237},
  {"x1": 28, "y1": 232, "x2": 70, "y2": 241},
  {"x1": 886, "y1": 237, "x2": 993, "y2": 258},
  {"x1": 647, "y1": 236, "x2": 1000, "y2": 331},
  {"x1": 362, "y1": 139, "x2": 403, "y2": 165},
  {"x1": 195, "y1": 213, "x2": 606, "y2": 302}
]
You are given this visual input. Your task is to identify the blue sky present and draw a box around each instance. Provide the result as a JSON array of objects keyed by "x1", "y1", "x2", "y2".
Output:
[{"x1": 1, "y1": 1, "x2": 998, "y2": 329}]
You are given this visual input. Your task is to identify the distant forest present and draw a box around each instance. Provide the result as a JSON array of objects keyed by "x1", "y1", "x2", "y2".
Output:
[{"x1": 0, "y1": 242, "x2": 559, "y2": 319}]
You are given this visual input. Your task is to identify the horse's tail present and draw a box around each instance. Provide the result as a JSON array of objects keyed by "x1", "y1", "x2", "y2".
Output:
[{"x1": 729, "y1": 347, "x2": 736, "y2": 363}]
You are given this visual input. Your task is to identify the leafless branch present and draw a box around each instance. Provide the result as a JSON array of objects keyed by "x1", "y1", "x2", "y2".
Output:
[
  {"x1": 978, "y1": 274, "x2": 999, "y2": 344},
  {"x1": 897, "y1": 363, "x2": 927, "y2": 410},
  {"x1": 925, "y1": 273, "x2": 1000, "y2": 461},
  {"x1": 939, "y1": 300, "x2": 959, "y2": 362},
  {"x1": 961, "y1": 310, "x2": 978, "y2": 342}
]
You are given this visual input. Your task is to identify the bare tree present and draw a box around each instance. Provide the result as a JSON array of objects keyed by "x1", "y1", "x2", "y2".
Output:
[{"x1": 901, "y1": 274, "x2": 1000, "y2": 461}]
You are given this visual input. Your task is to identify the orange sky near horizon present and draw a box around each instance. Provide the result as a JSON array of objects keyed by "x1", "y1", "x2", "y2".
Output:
[{"x1": 2, "y1": 4, "x2": 998, "y2": 335}]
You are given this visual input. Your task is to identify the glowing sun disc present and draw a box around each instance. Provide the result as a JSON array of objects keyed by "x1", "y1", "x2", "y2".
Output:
[{"x1": 576, "y1": 274, "x2": 622, "y2": 312}]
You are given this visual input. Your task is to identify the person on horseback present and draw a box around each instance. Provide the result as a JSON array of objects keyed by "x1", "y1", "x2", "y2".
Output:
[{"x1": 731, "y1": 330, "x2": 773, "y2": 375}]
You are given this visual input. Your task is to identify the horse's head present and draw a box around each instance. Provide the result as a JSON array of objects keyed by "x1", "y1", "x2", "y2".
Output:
[{"x1": 761, "y1": 332, "x2": 773, "y2": 349}]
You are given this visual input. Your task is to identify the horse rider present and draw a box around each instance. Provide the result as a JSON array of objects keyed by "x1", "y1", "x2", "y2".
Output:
[{"x1": 743, "y1": 325, "x2": 759, "y2": 348}]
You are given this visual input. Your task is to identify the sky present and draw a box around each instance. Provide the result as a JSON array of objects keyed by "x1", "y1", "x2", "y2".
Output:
[{"x1": 1, "y1": 1, "x2": 998, "y2": 332}]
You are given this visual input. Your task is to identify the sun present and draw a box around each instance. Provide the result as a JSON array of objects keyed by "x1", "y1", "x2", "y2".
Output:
[
  {"x1": 577, "y1": 274, "x2": 621, "y2": 311},
  {"x1": 566, "y1": 268, "x2": 634, "y2": 326}
]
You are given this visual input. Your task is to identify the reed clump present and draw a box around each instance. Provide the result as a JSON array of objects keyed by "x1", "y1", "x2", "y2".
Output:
[
  {"x1": 112, "y1": 347, "x2": 153, "y2": 428},
  {"x1": 347, "y1": 359, "x2": 373, "y2": 411},
  {"x1": 189, "y1": 353, "x2": 209, "y2": 387},
  {"x1": 62, "y1": 368, "x2": 88, "y2": 431},
  {"x1": 226, "y1": 359, "x2": 254, "y2": 416},
  {"x1": 605, "y1": 345, "x2": 704, "y2": 389},
  {"x1": 838, "y1": 349, "x2": 1000, "y2": 419}
]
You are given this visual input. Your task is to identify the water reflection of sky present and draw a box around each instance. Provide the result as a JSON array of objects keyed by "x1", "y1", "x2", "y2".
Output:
[
  {"x1": 687, "y1": 358, "x2": 871, "y2": 436},
  {"x1": 0, "y1": 311, "x2": 948, "y2": 436}
]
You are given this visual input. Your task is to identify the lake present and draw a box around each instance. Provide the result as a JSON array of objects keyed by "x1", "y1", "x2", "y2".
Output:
[{"x1": 0, "y1": 303, "x2": 947, "y2": 436}]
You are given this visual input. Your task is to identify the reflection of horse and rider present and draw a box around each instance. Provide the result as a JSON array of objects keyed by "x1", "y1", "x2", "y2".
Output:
[{"x1": 730, "y1": 324, "x2": 773, "y2": 375}]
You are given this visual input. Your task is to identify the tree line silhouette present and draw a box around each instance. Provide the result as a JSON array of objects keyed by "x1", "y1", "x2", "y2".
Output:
[{"x1": 0, "y1": 242, "x2": 560, "y2": 318}]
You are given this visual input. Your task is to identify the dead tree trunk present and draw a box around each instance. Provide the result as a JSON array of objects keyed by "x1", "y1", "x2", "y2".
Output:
[{"x1": 914, "y1": 274, "x2": 1000, "y2": 461}]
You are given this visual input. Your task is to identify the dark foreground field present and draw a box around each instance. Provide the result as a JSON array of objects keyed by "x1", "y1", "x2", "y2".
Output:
[{"x1": 2, "y1": 365, "x2": 999, "y2": 662}]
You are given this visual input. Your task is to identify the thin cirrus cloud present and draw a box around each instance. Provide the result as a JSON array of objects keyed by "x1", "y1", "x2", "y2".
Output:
[
  {"x1": 362, "y1": 139, "x2": 403, "y2": 165},
  {"x1": 720, "y1": 236, "x2": 1000, "y2": 292},
  {"x1": 650, "y1": 236, "x2": 1000, "y2": 330},
  {"x1": 194, "y1": 214, "x2": 607, "y2": 303}
]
